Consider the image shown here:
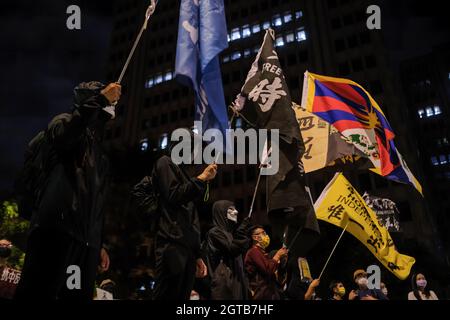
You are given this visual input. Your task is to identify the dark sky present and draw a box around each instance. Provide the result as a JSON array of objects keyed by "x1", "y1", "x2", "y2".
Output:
[
  {"x1": 0, "y1": 0, "x2": 114, "y2": 191},
  {"x1": 0, "y1": 0, "x2": 449, "y2": 192}
]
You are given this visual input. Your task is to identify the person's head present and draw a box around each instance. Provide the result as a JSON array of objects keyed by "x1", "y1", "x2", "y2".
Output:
[
  {"x1": 212, "y1": 200, "x2": 238, "y2": 231},
  {"x1": 0, "y1": 239, "x2": 12, "y2": 263},
  {"x1": 329, "y1": 281, "x2": 346, "y2": 299},
  {"x1": 100, "y1": 279, "x2": 116, "y2": 295},
  {"x1": 353, "y1": 269, "x2": 369, "y2": 289},
  {"x1": 413, "y1": 273, "x2": 428, "y2": 291},
  {"x1": 249, "y1": 225, "x2": 270, "y2": 250},
  {"x1": 380, "y1": 282, "x2": 388, "y2": 296}
]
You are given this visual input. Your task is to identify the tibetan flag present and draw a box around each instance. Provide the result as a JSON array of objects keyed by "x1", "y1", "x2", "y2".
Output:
[
  {"x1": 301, "y1": 71, "x2": 423, "y2": 195},
  {"x1": 175, "y1": 0, "x2": 230, "y2": 154},
  {"x1": 315, "y1": 173, "x2": 416, "y2": 280}
]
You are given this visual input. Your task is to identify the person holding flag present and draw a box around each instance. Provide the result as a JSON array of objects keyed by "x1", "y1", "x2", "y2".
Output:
[{"x1": 232, "y1": 29, "x2": 320, "y2": 298}]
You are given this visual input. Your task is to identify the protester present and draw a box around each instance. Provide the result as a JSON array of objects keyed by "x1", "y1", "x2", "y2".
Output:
[
  {"x1": 203, "y1": 200, "x2": 251, "y2": 300},
  {"x1": 349, "y1": 269, "x2": 388, "y2": 300},
  {"x1": 285, "y1": 271, "x2": 320, "y2": 300},
  {"x1": 244, "y1": 225, "x2": 288, "y2": 300},
  {"x1": 380, "y1": 282, "x2": 389, "y2": 298},
  {"x1": 0, "y1": 240, "x2": 21, "y2": 300},
  {"x1": 14, "y1": 82, "x2": 119, "y2": 300},
  {"x1": 329, "y1": 280, "x2": 346, "y2": 300},
  {"x1": 134, "y1": 130, "x2": 217, "y2": 300},
  {"x1": 408, "y1": 273, "x2": 439, "y2": 300}
]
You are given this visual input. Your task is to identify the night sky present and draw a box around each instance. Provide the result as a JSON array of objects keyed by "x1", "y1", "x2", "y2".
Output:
[{"x1": 0, "y1": 0, "x2": 449, "y2": 192}]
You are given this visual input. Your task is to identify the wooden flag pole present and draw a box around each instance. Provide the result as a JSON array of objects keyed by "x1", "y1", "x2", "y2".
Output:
[{"x1": 318, "y1": 221, "x2": 349, "y2": 280}]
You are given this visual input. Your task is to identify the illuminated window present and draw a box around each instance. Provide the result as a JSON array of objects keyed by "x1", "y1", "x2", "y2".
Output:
[
  {"x1": 145, "y1": 78, "x2": 154, "y2": 88},
  {"x1": 164, "y1": 71, "x2": 173, "y2": 81},
  {"x1": 275, "y1": 36, "x2": 284, "y2": 47},
  {"x1": 222, "y1": 55, "x2": 230, "y2": 63},
  {"x1": 140, "y1": 139, "x2": 149, "y2": 152},
  {"x1": 440, "y1": 155, "x2": 448, "y2": 165},
  {"x1": 242, "y1": 25, "x2": 251, "y2": 38},
  {"x1": 243, "y1": 49, "x2": 251, "y2": 57},
  {"x1": 272, "y1": 15, "x2": 282, "y2": 27},
  {"x1": 285, "y1": 32, "x2": 295, "y2": 43},
  {"x1": 231, "y1": 28, "x2": 241, "y2": 40},
  {"x1": 283, "y1": 12, "x2": 292, "y2": 23},
  {"x1": 434, "y1": 105, "x2": 442, "y2": 115},
  {"x1": 262, "y1": 21, "x2": 271, "y2": 30},
  {"x1": 426, "y1": 107, "x2": 434, "y2": 117},
  {"x1": 295, "y1": 11, "x2": 303, "y2": 19},
  {"x1": 235, "y1": 118, "x2": 243, "y2": 128},
  {"x1": 252, "y1": 23, "x2": 260, "y2": 34},
  {"x1": 227, "y1": 34, "x2": 231, "y2": 42},
  {"x1": 231, "y1": 51, "x2": 241, "y2": 61},
  {"x1": 253, "y1": 45, "x2": 260, "y2": 54},
  {"x1": 159, "y1": 134, "x2": 169, "y2": 150},
  {"x1": 431, "y1": 156, "x2": 439, "y2": 166},
  {"x1": 418, "y1": 109, "x2": 424, "y2": 118},
  {"x1": 155, "y1": 74, "x2": 163, "y2": 84},
  {"x1": 296, "y1": 28, "x2": 307, "y2": 42}
]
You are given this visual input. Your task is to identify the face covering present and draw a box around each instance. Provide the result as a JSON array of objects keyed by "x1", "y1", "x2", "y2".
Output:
[
  {"x1": 381, "y1": 288, "x2": 388, "y2": 296},
  {"x1": 337, "y1": 287, "x2": 346, "y2": 296},
  {"x1": 226, "y1": 207, "x2": 238, "y2": 223},
  {"x1": 357, "y1": 277, "x2": 369, "y2": 287},
  {"x1": 0, "y1": 247, "x2": 12, "y2": 258},
  {"x1": 258, "y1": 234, "x2": 270, "y2": 249},
  {"x1": 416, "y1": 280, "x2": 427, "y2": 289}
]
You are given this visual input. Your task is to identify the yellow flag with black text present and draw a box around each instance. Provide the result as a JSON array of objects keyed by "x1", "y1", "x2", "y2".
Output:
[{"x1": 315, "y1": 173, "x2": 415, "y2": 280}]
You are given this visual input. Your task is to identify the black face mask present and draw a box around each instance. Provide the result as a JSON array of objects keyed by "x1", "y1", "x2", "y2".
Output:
[{"x1": 0, "y1": 247, "x2": 11, "y2": 258}]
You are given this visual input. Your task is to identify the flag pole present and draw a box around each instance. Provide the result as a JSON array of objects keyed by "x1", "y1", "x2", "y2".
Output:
[
  {"x1": 248, "y1": 142, "x2": 271, "y2": 219},
  {"x1": 248, "y1": 168, "x2": 262, "y2": 219},
  {"x1": 117, "y1": 0, "x2": 158, "y2": 84},
  {"x1": 318, "y1": 221, "x2": 349, "y2": 280}
]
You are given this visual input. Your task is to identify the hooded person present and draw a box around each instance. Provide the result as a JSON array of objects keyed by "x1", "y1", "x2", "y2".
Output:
[
  {"x1": 202, "y1": 200, "x2": 251, "y2": 300},
  {"x1": 138, "y1": 127, "x2": 218, "y2": 300},
  {"x1": 14, "y1": 81, "x2": 120, "y2": 300}
]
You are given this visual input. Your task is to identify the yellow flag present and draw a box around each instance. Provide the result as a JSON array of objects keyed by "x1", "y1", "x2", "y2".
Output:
[{"x1": 315, "y1": 173, "x2": 415, "y2": 280}]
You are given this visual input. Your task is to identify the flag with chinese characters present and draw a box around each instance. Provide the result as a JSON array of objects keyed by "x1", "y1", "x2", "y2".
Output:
[
  {"x1": 315, "y1": 173, "x2": 415, "y2": 280},
  {"x1": 175, "y1": 0, "x2": 230, "y2": 153},
  {"x1": 293, "y1": 102, "x2": 371, "y2": 173},
  {"x1": 301, "y1": 71, "x2": 423, "y2": 195}
]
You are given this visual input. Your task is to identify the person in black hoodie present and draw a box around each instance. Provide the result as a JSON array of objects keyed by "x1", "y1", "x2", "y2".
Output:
[
  {"x1": 15, "y1": 81, "x2": 120, "y2": 300},
  {"x1": 203, "y1": 200, "x2": 251, "y2": 300},
  {"x1": 148, "y1": 132, "x2": 217, "y2": 300}
]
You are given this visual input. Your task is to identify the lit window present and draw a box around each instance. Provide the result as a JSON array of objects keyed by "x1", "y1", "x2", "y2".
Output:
[
  {"x1": 227, "y1": 34, "x2": 231, "y2": 42},
  {"x1": 164, "y1": 71, "x2": 173, "y2": 81},
  {"x1": 418, "y1": 109, "x2": 424, "y2": 119},
  {"x1": 231, "y1": 51, "x2": 241, "y2": 61},
  {"x1": 252, "y1": 23, "x2": 260, "y2": 34},
  {"x1": 145, "y1": 78, "x2": 154, "y2": 88},
  {"x1": 262, "y1": 21, "x2": 271, "y2": 30},
  {"x1": 296, "y1": 28, "x2": 307, "y2": 42},
  {"x1": 272, "y1": 15, "x2": 282, "y2": 27},
  {"x1": 448, "y1": 72, "x2": 450, "y2": 80},
  {"x1": 426, "y1": 107, "x2": 434, "y2": 117},
  {"x1": 295, "y1": 11, "x2": 303, "y2": 19},
  {"x1": 244, "y1": 49, "x2": 251, "y2": 57},
  {"x1": 253, "y1": 46, "x2": 260, "y2": 54},
  {"x1": 155, "y1": 74, "x2": 163, "y2": 84},
  {"x1": 431, "y1": 156, "x2": 439, "y2": 166},
  {"x1": 275, "y1": 36, "x2": 284, "y2": 47},
  {"x1": 235, "y1": 118, "x2": 243, "y2": 128},
  {"x1": 440, "y1": 155, "x2": 448, "y2": 165},
  {"x1": 434, "y1": 105, "x2": 442, "y2": 115},
  {"x1": 159, "y1": 134, "x2": 169, "y2": 150},
  {"x1": 231, "y1": 28, "x2": 241, "y2": 41},
  {"x1": 283, "y1": 12, "x2": 292, "y2": 23},
  {"x1": 140, "y1": 139, "x2": 149, "y2": 152},
  {"x1": 285, "y1": 32, "x2": 295, "y2": 43},
  {"x1": 222, "y1": 55, "x2": 230, "y2": 63},
  {"x1": 443, "y1": 137, "x2": 449, "y2": 145},
  {"x1": 242, "y1": 25, "x2": 251, "y2": 38}
]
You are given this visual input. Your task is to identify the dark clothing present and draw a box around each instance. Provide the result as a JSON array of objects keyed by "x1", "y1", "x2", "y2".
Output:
[
  {"x1": 356, "y1": 288, "x2": 388, "y2": 300},
  {"x1": 14, "y1": 228, "x2": 100, "y2": 300},
  {"x1": 152, "y1": 156, "x2": 206, "y2": 300},
  {"x1": 204, "y1": 200, "x2": 250, "y2": 300},
  {"x1": 16, "y1": 82, "x2": 111, "y2": 300},
  {"x1": 244, "y1": 245, "x2": 281, "y2": 300},
  {"x1": 0, "y1": 266, "x2": 21, "y2": 300}
]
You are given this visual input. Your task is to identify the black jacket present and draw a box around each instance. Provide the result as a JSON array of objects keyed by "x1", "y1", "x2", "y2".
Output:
[
  {"x1": 153, "y1": 155, "x2": 206, "y2": 257},
  {"x1": 204, "y1": 200, "x2": 250, "y2": 300},
  {"x1": 29, "y1": 83, "x2": 111, "y2": 249}
]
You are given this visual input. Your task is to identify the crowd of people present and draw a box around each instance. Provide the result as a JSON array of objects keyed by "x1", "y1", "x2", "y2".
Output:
[{"x1": 0, "y1": 81, "x2": 442, "y2": 301}]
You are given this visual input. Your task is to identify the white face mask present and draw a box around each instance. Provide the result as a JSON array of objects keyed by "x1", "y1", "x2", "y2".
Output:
[
  {"x1": 226, "y1": 207, "x2": 238, "y2": 223},
  {"x1": 357, "y1": 277, "x2": 369, "y2": 287},
  {"x1": 381, "y1": 288, "x2": 388, "y2": 296}
]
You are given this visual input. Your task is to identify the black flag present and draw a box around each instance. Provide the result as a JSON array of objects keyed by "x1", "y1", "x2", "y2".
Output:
[{"x1": 234, "y1": 29, "x2": 320, "y2": 257}]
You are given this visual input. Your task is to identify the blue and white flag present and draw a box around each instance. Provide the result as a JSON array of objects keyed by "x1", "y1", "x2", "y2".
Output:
[{"x1": 175, "y1": 0, "x2": 230, "y2": 153}]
